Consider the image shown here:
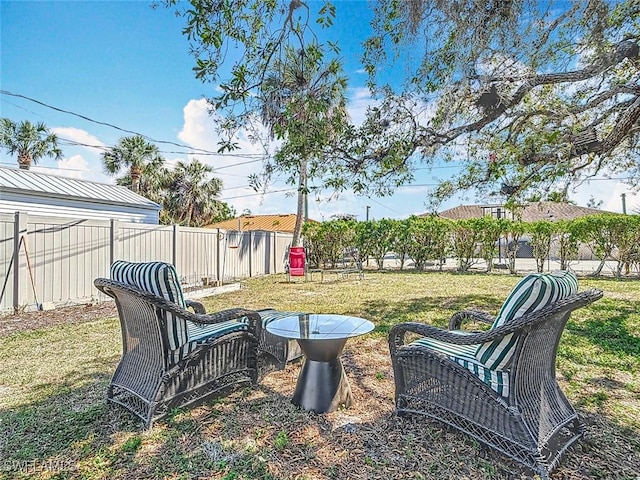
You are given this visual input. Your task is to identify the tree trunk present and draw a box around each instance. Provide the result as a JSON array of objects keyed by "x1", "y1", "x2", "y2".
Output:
[
  {"x1": 591, "y1": 257, "x2": 607, "y2": 276},
  {"x1": 18, "y1": 150, "x2": 31, "y2": 170},
  {"x1": 292, "y1": 158, "x2": 308, "y2": 247},
  {"x1": 130, "y1": 166, "x2": 142, "y2": 193}
]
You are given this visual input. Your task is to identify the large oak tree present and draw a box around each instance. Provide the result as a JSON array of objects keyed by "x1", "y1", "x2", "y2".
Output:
[{"x1": 168, "y1": 0, "x2": 639, "y2": 205}]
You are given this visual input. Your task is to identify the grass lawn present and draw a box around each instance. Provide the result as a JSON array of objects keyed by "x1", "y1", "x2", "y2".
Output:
[{"x1": 0, "y1": 271, "x2": 638, "y2": 479}]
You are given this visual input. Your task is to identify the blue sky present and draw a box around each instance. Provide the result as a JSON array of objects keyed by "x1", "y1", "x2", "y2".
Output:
[{"x1": 1, "y1": 1, "x2": 636, "y2": 219}]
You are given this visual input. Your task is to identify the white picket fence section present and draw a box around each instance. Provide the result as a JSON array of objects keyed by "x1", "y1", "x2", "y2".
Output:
[{"x1": 0, "y1": 212, "x2": 292, "y2": 313}]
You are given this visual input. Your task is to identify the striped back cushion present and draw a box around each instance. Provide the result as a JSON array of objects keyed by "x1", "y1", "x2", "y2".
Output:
[
  {"x1": 110, "y1": 260, "x2": 188, "y2": 350},
  {"x1": 475, "y1": 271, "x2": 578, "y2": 370}
]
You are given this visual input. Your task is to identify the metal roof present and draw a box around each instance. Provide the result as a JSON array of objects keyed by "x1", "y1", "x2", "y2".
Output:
[{"x1": 0, "y1": 166, "x2": 160, "y2": 210}]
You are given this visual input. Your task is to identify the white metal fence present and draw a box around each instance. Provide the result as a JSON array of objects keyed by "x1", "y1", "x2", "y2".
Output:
[{"x1": 0, "y1": 212, "x2": 293, "y2": 313}]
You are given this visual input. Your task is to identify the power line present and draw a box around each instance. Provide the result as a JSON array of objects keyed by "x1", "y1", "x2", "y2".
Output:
[
  {"x1": 0, "y1": 90, "x2": 265, "y2": 158},
  {"x1": 221, "y1": 187, "x2": 297, "y2": 200},
  {"x1": 57, "y1": 136, "x2": 266, "y2": 159}
]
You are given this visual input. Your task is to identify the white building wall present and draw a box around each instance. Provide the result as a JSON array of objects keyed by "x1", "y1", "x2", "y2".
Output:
[{"x1": 0, "y1": 192, "x2": 159, "y2": 223}]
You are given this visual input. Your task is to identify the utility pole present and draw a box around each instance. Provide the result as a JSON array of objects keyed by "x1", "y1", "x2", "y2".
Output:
[{"x1": 621, "y1": 193, "x2": 627, "y2": 214}]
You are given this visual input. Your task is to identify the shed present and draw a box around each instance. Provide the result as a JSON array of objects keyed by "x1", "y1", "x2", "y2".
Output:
[{"x1": 0, "y1": 166, "x2": 161, "y2": 223}]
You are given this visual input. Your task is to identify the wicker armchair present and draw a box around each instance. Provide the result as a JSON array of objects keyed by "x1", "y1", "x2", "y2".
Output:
[
  {"x1": 389, "y1": 271, "x2": 603, "y2": 479},
  {"x1": 256, "y1": 308, "x2": 303, "y2": 370},
  {"x1": 95, "y1": 261, "x2": 260, "y2": 428}
]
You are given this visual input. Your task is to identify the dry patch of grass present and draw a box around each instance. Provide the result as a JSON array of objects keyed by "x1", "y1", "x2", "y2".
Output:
[{"x1": 0, "y1": 272, "x2": 638, "y2": 479}]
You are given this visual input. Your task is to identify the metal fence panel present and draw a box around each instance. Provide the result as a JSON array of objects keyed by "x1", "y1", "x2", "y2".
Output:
[
  {"x1": 1, "y1": 212, "x2": 293, "y2": 313},
  {"x1": 251, "y1": 231, "x2": 271, "y2": 276},
  {"x1": 117, "y1": 223, "x2": 174, "y2": 263},
  {"x1": 176, "y1": 227, "x2": 220, "y2": 287},
  {"x1": 28, "y1": 216, "x2": 111, "y2": 306},
  {"x1": 275, "y1": 232, "x2": 292, "y2": 273},
  {"x1": 0, "y1": 214, "x2": 16, "y2": 312}
]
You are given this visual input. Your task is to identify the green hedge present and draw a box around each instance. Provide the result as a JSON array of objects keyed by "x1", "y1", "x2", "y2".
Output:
[{"x1": 301, "y1": 213, "x2": 640, "y2": 277}]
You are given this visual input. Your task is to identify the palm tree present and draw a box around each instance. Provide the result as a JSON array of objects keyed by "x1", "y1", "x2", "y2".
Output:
[
  {"x1": 101, "y1": 135, "x2": 164, "y2": 193},
  {"x1": 0, "y1": 118, "x2": 63, "y2": 170},
  {"x1": 115, "y1": 163, "x2": 172, "y2": 205},
  {"x1": 259, "y1": 43, "x2": 348, "y2": 245},
  {"x1": 164, "y1": 159, "x2": 229, "y2": 227}
]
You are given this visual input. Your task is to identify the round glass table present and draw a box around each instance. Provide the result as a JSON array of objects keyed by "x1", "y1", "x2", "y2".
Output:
[{"x1": 265, "y1": 313, "x2": 374, "y2": 413}]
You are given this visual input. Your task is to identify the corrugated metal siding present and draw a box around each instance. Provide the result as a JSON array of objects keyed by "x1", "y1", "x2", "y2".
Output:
[
  {"x1": 0, "y1": 167, "x2": 161, "y2": 224},
  {"x1": 0, "y1": 214, "x2": 15, "y2": 312},
  {"x1": 208, "y1": 214, "x2": 302, "y2": 232},
  {"x1": 1, "y1": 212, "x2": 294, "y2": 313},
  {"x1": 177, "y1": 227, "x2": 220, "y2": 286}
]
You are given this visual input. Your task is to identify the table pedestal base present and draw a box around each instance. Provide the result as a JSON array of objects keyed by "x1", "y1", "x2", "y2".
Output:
[
  {"x1": 292, "y1": 358, "x2": 352, "y2": 413},
  {"x1": 292, "y1": 337, "x2": 352, "y2": 413}
]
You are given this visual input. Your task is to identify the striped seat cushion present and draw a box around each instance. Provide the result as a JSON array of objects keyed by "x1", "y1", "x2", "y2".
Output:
[
  {"x1": 174, "y1": 319, "x2": 250, "y2": 365},
  {"x1": 475, "y1": 270, "x2": 579, "y2": 370},
  {"x1": 186, "y1": 307, "x2": 301, "y2": 340},
  {"x1": 186, "y1": 317, "x2": 249, "y2": 340},
  {"x1": 111, "y1": 260, "x2": 188, "y2": 352},
  {"x1": 413, "y1": 337, "x2": 510, "y2": 397}
]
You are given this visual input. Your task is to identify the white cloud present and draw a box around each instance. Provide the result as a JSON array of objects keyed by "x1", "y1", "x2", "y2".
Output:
[
  {"x1": 177, "y1": 99, "x2": 287, "y2": 215},
  {"x1": 51, "y1": 127, "x2": 106, "y2": 153},
  {"x1": 569, "y1": 179, "x2": 636, "y2": 213},
  {"x1": 347, "y1": 87, "x2": 378, "y2": 126},
  {"x1": 602, "y1": 183, "x2": 639, "y2": 214},
  {"x1": 177, "y1": 94, "x2": 390, "y2": 217},
  {"x1": 25, "y1": 127, "x2": 113, "y2": 184},
  {"x1": 31, "y1": 154, "x2": 110, "y2": 183}
]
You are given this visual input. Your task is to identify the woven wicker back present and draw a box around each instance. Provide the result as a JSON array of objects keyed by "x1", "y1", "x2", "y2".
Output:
[
  {"x1": 110, "y1": 260, "x2": 188, "y2": 351},
  {"x1": 96, "y1": 278, "x2": 166, "y2": 394},
  {"x1": 508, "y1": 293, "x2": 592, "y2": 445},
  {"x1": 476, "y1": 271, "x2": 578, "y2": 370}
]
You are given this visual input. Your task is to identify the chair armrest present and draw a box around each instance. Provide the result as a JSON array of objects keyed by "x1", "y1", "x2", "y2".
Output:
[
  {"x1": 388, "y1": 321, "x2": 517, "y2": 355},
  {"x1": 187, "y1": 307, "x2": 259, "y2": 327},
  {"x1": 448, "y1": 310, "x2": 495, "y2": 330},
  {"x1": 389, "y1": 289, "x2": 604, "y2": 356},
  {"x1": 186, "y1": 299, "x2": 206, "y2": 314}
]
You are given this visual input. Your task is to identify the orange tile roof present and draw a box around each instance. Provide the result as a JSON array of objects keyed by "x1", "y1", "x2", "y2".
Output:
[{"x1": 205, "y1": 214, "x2": 317, "y2": 233}]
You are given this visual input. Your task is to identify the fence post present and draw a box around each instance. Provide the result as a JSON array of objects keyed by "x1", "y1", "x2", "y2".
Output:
[
  {"x1": 216, "y1": 229, "x2": 222, "y2": 284},
  {"x1": 110, "y1": 219, "x2": 119, "y2": 265},
  {"x1": 13, "y1": 211, "x2": 27, "y2": 312},
  {"x1": 172, "y1": 224, "x2": 179, "y2": 266},
  {"x1": 272, "y1": 232, "x2": 277, "y2": 274},
  {"x1": 248, "y1": 231, "x2": 253, "y2": 278}
]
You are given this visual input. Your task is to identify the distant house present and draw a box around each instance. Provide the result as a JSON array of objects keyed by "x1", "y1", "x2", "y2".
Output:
[
  {"x1": 206, "y1": 214, "x2": 317, "y2": 233},
  {"x1": 436, "y1": 201, "x2": 610, "y2": 222},
  {"x1": 0, "y1": 166, "x2": 161, "y2": 223}
]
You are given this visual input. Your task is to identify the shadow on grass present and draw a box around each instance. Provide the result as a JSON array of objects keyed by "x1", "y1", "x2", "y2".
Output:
[
  {"x1": 361, "y1": 293, "x2": 503, "y2": 335},
  {"x1": 0, "y1": 372, "x2": 139, "y2": 477},
  {"x1": 1, "y1": 356, "x2": 639, "y2": 480},
  {"x1": 2, "y1": 273, "x2": 637, "y2": 479},
  {"x1": 566, "y1": 298, "x2": 640, "y2": 357}
]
